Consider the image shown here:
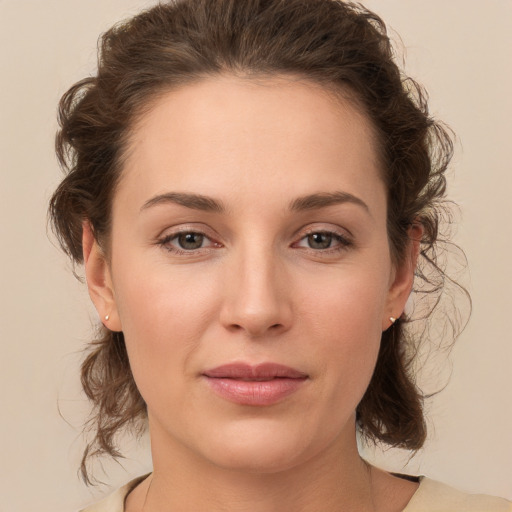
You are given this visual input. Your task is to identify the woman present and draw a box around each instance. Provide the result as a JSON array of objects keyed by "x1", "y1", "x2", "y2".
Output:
[{"x1": 48, "y1": 0, "x2": 511, "y2": 510}]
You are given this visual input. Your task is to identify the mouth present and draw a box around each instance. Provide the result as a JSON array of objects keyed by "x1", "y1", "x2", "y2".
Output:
[{"x1": 202, "y1": 362, "x2": 308, "y2": 406}]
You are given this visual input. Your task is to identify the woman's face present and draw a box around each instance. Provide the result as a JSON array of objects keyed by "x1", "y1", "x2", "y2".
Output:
[{"x1": 86, "y1": 75, "x2": 414, "y2": 473}]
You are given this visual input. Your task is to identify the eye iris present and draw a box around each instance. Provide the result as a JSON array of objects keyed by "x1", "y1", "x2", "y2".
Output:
[
  {"x1": 178, "y1": 232, "x2": 204, "y2": 250},
  {"x1": 308, "y1": 232, "x2": 332, "y2": 249}
]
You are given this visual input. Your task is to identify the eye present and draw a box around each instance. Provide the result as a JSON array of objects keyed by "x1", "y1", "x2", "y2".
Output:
[
  {"x1": 175, "y1": 232, "x2": 206, "y2": 250},
  {"x1": 158, "y1": 230, "x2": 219, "y2": 253},
  {"x1": 305, "y1": 232, "x2": 334, "y2": 249},
  {"x1": 294, "y1": 230, "x2": 351, "y2": 252}
]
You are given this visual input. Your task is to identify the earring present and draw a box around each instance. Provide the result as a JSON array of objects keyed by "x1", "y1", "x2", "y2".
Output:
[
  {"x1": 104, "y1": 314, "x2": 110, "y2": 321},
  {"x1": 389, "y1": 316, "x2": 396, "y2": 324}
]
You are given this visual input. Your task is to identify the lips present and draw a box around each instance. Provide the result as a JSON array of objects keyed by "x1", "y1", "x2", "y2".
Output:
[{"x1": 202, "y1": 363, "x2": 308, "y2": 406}]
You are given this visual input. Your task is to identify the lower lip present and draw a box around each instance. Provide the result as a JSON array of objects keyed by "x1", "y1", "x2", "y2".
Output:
[{"x1": 204, "y1": 377, "x2": 307, "y2": 406}]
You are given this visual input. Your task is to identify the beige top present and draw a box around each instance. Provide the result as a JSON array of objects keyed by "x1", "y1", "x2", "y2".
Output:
[{"x1": 81, "y1": 475, "x2": 512, "y2": 511}]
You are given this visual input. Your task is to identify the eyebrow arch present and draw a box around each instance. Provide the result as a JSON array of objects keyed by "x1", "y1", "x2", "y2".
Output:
[
  {"x1": 289, "y1": 191, "x2": 370, "y2": 214},
  {"x1": 140, "y1": 192, "x2": 225, "y2": 213}
]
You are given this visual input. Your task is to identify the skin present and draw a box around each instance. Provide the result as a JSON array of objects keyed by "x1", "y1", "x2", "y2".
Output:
[{"x1": 83, "y1": 75, "x2": 421, "y2": 511}]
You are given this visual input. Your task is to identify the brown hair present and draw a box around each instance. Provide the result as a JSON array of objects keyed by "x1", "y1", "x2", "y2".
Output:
[{"x1": 49, "y1": 0, "x2": 461, "y2": 483}]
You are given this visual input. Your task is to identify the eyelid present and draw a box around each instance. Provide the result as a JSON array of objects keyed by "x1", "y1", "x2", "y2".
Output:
[
  {"x1": 156, "y1": 224, "x2": 223, "y2": 254},
  {"x1": 154, "y1": 222, "x2": 353, "y2": 255},
  {"x1": 293, "y1": 223, "x2": 353, "y2": 242},
  {"x1": 291, "y1": 224, "x2": 354, "y2": 254},
  {"x1": 156, "y1": 223, "x2": 218, "y2": 240}
]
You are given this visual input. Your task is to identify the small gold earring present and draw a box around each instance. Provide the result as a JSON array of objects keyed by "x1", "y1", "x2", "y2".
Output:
[
  {"x1": 105, "y1": 314, "x2": 110, "y2": 321},
  {"x1": 389, "y1": 316, "x2": 396, "y2": 324}
]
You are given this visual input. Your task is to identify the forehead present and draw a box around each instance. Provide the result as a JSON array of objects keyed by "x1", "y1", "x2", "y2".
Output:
[{"x1": 117, "y1": 75, "x2": 384, "y2": 215}]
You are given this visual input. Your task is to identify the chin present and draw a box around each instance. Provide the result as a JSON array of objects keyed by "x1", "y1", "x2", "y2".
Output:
[
  {"x1": 207, "y1": 443, "x2": 306, "y2": 474},
  {"x1": 193, "y1": 417, "x2": 331, "y2": 474}
]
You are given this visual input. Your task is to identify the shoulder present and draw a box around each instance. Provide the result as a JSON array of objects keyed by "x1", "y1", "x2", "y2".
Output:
[
  {"x1": 79, "y1": 475, "x2": 149, "y2": 512},
  {"x1": 404, "y1": 477, "x2": 512, "y2": 512}
]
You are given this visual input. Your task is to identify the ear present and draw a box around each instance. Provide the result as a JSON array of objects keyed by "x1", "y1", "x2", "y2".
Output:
[
  {"x1": 82, "y1": 222, "x2": 122, "y2": 332},
  {"x1": 382, "y1": 223, "x2": 423, "y2": 331}
]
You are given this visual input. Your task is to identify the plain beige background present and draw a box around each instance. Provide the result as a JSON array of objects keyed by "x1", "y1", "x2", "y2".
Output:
[{"x1": 1, "y1": 0, "x2": 511, "y2": 510}]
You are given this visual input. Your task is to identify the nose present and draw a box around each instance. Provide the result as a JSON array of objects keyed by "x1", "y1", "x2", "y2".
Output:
[{"x1": 219, "y1": 246, "x2": 293, "y2": 338}]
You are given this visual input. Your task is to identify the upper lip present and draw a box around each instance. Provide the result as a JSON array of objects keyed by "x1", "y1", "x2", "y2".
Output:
[{"x1": 203, "y1": 362, "x2": 308, "y2": 380}]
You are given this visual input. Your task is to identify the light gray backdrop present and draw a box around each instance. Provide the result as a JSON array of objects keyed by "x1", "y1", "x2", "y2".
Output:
[{"x1": 1, "y1": 1, "x2": 510, "y2": 510}]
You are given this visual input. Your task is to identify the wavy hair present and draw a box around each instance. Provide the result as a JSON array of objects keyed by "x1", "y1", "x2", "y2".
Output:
[{"x1": 49, "y1": 0, "x2": 466, "y2": 483}]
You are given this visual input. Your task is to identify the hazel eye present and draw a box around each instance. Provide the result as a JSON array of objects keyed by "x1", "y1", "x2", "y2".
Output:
[
  {"x1": 159, "y1": 231, "x2": 216, "y2": 253},
  {"x1": 294, "y1": 230, "x2": 351, "y2": 252},
  {"x1": 176, "y1": 232, "x2": 206, "y2": 250},
  {"x1": 306, "y1": 232, "x2": 333, "y2": 249}
]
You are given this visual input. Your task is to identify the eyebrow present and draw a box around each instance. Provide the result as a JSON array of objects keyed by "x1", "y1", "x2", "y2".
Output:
[
  {"x1": 289, "y1": 191, "x2": 370, "y2": 214},
  {"x1": 140, "y1": 192, "x2": 225, "y2": 213},
  {"x1": 140, "y1": 190, "x2": 369, "y2": 216}
]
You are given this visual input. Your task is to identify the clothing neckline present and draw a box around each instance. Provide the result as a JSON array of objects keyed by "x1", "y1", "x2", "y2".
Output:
[{"x1": 121, "y1": 472, "x2": 424, "y2": 511}]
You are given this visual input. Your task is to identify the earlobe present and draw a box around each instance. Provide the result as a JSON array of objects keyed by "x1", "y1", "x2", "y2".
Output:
[
  {"x1": 82, "y1": 222, "x2": 122, "y2": 331},
  {"x1": 383, "y1": 223, "x2": 423, "y2": 331}
]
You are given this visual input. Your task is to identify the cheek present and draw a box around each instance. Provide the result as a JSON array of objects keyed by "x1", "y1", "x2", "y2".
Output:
[
  {"x1": 111, "y1": 259, "x2": 219, "y2": 398},
  {"x1": 302, "y1": 261, "x2": 389, "y2": 338},
  {"x1": 299, "y1": 266, "x2": 388, "y2": 398}
]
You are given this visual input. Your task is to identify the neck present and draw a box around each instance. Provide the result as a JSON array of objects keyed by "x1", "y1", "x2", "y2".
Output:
[{"x1": 142, "y1": 420, "x2": 375, "y2": 512}]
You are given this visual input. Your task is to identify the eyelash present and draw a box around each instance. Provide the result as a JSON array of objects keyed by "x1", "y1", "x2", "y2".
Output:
[
  {"x1": 157, "y1": 230, "x2": 221, "y2": 255},
  {"x1": 156, "y1": 228, "x2": 352, "y2": 255},
  {"x1": 293, "y1": 230, "x2": 352, "y2": 254}
]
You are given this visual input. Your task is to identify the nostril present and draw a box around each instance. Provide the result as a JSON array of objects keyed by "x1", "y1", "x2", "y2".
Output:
[{"x1": 219, "y1": 294, "x2": 293, "y2": 336}]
